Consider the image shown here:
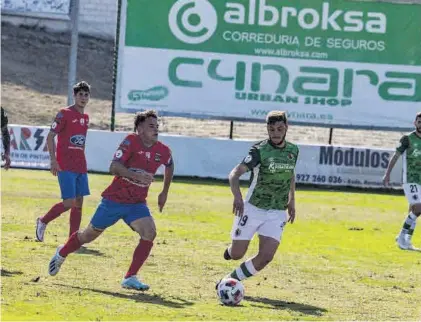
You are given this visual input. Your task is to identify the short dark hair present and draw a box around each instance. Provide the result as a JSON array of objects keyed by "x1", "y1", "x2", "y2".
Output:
[
  {"x1": 266, "y1": 110, "x2": 287, "y2": 125},
  {"x1": 416, "y1": 112, "x2": 421, "y2": 120},
  {"x1": 73, "y1": 81, "x2": 91, "y2": 95},
  {"x1": 134, "y1": 110, "x2": 158, "y2": 131}
]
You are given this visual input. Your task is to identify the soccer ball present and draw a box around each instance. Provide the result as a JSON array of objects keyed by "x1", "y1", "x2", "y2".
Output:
[{"x1": 216, "y1": 278, "x2": 245, "y2": 306}]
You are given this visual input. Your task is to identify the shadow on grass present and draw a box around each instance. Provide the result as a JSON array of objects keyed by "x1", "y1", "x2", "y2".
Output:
[
  {"x1": 74, "y1": 246, "x2": 106, "y2": 257},
  {"x1": 54, "y1": 283, "x2": 195, "y2": 309},
  {"x1": 1, "y1": 269, "x2": 23, "y2": 277},
  {"x1": 244, "y1": 296, "x2": 327, "y2": 316}
]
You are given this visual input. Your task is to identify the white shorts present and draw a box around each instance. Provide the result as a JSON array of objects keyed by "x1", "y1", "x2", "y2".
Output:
[
  {"x1": 403, "y1": 183, "x2": 421, "y2": 205},
  {"x1": 230, "y1": 201, "x2": 288, "y2": 242}
]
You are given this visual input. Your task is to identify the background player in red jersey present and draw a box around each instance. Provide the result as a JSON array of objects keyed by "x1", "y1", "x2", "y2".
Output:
[
  {"x1": 36, "y1": 81, "x2": 91, "y2": 242},
  {"x1": 48, "y1": 110, "x2": 174, "y2": 291}
]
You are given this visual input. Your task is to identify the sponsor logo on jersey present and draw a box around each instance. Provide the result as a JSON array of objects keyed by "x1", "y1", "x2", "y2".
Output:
[
  {"x1": 125, "y1": 168, "x2": 151, "y2": 187},
  {"x1": 412, "y1": 149, "x2": 421, "y2": 158},
  {"x1": 128, "y1": 167, "x2": 147, "y2": 173},
  {"x1": 268, "y1": 162, "x2": 294, "y2": 173},
  {"x1": 155, "y1": 153, "x2": 161, "y2": 162},
  {"x1": 70, "y1": 135, "x2": 86, "y2": 147}
]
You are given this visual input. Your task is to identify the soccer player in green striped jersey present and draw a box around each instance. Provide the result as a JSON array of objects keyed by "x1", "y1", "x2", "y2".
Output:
[
  {"x1": 217, "y1": 111, "x2": 299, "y2": 284},
  {"x1": 383, "y1": 112, "x2": 421, "y2": 251}
]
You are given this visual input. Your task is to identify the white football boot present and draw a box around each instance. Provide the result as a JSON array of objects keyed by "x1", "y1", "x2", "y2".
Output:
[
  {"x1": 48, "y1": 245, "x2": 65, "y2": 276},
  {"x1": 35, "y1": 218, "x2": 47, "y2": 242},
  {"x1": 396, "y1": 234, "x2": 419, "y2": 251}
]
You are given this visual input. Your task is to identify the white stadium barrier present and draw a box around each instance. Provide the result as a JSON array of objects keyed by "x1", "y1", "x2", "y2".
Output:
[{"x1": 6, "y1": 125, "x2": 403, "y2": 189}]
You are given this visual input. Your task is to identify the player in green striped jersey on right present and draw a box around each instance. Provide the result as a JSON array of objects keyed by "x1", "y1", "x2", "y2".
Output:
[
  {"x1": 383, "y1": 112, "x2": 421, "y2": 251},
  {"x1": 217, "y1": 111, "x2": 299, "y2": 285}
]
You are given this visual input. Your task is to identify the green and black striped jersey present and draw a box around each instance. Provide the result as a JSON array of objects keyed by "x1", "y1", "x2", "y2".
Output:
[
  {"x1": 397, "y1": 131, "x2": 421, "y2": 185},
  {"x1": 241, "y1": 139, "x2": 299, "y2": 210}
]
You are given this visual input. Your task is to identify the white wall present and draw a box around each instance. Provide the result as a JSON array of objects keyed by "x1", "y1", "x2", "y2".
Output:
[
  {"x1": 6, "y1": 125, "x2": 404, "y2": 190},
  {"x1": 1, "y1": 0, "x2": 118, "y2": 40}
]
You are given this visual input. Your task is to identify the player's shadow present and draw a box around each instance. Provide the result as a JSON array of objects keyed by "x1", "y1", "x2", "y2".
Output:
[
  {"x1": 1, "y1": 269, "x2": 23, "y2": 277},
  {"x1": 74, "y1": 246, "x2": 106, "y2": 257},
  {"x1": 244, "y1": 296, "x2": 327, "y2": 316},
  {"x1": 55, "y1": 284, "x2": 194, "y2": 309}
]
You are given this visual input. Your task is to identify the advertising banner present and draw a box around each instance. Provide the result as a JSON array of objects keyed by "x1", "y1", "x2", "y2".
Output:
[
  {"x1": 295, "y1": 144, "x2": 402, "y2": 188},
  {"x1": 4, "y1": 125, "x2": 51, "y2": 169},
  {"x1": 1, "y1": 0, "x2": 71, "y2": 15},
  {"x1": 115, "y1": 0, "x2": 421, "y2": 129}
]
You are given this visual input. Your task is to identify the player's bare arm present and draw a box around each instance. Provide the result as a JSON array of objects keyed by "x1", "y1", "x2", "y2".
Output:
[
  {"x1": 229, "y1": 163, "x2": 248, "y2": 216},
  {"x1": 158, "y1": 161, "x2": 174, "y2": 212},
  {"x1": 109, "y1": 160, "x2": 153, "y2": 186},
  {"x1": 46, "y1": 131, "x2": 61, "y2": 176},
  {"x1": 288, "y1": 173, "x2": 296, "y2": 223},
  {"x1": 383, "y1": 151, "x2": 401, "y2": 186}
]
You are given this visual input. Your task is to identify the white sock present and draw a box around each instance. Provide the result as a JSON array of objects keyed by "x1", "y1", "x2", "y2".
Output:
[
  {"x1": 231, "y1": 259, "x2": 258, "y2": 281},
  {"x1": 401, "y1": 212, "x2": 417, "y2": 235},
  {"x1": 409, "y1": 212, "x2": 417, "y2": 221}
]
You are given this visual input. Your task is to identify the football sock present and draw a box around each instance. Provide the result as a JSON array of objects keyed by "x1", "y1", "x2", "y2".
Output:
[
  {"x1": 125, "y1": 239, "x2": 154, "y2": 279},
  {"x1": 59, "y1": 232, "x2": 82, "y2": 257},
  {"x1": 69, "y1": 207, "x2": 82, "y2": 237},
  {"x1": 224, "y1": 246, "x2": 232, "y2": 260},
  {"x1": 409, "y1": 212, "x2": 417, "y2": 236},
  {"x1": 41, "y1": 202, "x2": 69, "y2": 224},
  {"x1": 229, "y1": 259, "x2": 258, "y2": 281},
  {"x1": 401, "y1": 212, "x2": 417, "y2": 235}
]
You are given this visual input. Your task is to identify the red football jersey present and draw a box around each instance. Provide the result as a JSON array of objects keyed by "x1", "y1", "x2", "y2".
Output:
[
  {"x1": 101, "y1": 133, "x2": 172, "y2": 204},
  {"x1": 51, "y1": 106, "x2": 89, "y2": 173}
]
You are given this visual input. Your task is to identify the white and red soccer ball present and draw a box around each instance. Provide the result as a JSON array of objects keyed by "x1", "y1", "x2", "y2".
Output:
[{"x1": 216, "y1": 278, "x2": 245, "y2": 306}]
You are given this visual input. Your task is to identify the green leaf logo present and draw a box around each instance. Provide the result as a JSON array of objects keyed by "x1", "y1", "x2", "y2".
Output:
[{"x1": 128, "y1": 86, "x2": 169, "y2": 101}]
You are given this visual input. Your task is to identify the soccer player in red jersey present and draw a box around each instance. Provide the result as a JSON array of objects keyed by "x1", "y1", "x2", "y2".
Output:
[
  {"x1": 48, "y1": 110, "x2": 174, "y2": 290},
  {"x1": 36, "y1": 81, "x2": 91, "y2": 242}
]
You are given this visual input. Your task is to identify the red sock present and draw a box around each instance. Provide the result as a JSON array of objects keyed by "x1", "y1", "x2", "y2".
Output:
[
  {"x1": 41, "y1": 202, "x2": 69, "y2": 224},
  {"x1": 59, "y1": 232, "x2": 82, "y2": 257},
  {"x1": 125, "y1": 239, "x2": 154, "y2": 278},
  {"x1": 69, "y1": 207, "x2": 82, "y2": 237}
]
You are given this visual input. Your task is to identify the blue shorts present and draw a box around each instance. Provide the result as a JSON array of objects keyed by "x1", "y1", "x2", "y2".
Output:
[
  {"x1": 90, "y1": 198, "x2": 151, "y2": 230},
  {"x1": 57, "y1": 171, "x2": 90, "y2": 200}
]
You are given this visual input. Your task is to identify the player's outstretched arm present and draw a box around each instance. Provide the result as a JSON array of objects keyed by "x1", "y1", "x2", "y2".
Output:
[
  {"x1": 158, "y1": 162, "x2": 174, "y2": 212},
  {"x1": 383, "y1": 152, "x2": 401, "y2": 186},
  {"x1": 229, "y1": 164, "x2": 248, "y2": 216},
  {"x1": 287, "y1": 174, "x2": 296, "y2": 223}
]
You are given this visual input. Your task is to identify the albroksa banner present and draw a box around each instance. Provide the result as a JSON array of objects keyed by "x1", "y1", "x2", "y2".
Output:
[{"x1": 115, "y1": 0, "x2": 421, "y2": 129}]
